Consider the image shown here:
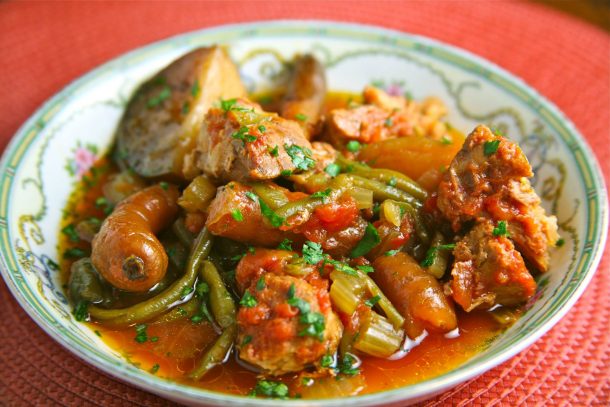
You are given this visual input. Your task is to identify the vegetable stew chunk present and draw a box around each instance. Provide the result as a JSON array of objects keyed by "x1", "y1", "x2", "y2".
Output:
[
  {"x1": 195, "y1": 99, "x2": 314, "y2": 182},
  {"x1": 280, "y1": 54, "x2": 327, "y2": 139},
  {"x1": 372, "y1": 252, "x2": 457, "y2": 339},
  {"x1": 450, "y1": 220, "x2": 536, "y2": 312},
  {"x1": 236, "y1": 271, "x2": 341, "y2": 375},
  {"x1": 437, "y1": 125, "x2": 558, "y2": 271},
  {"x1": 116, "y1": 46, "x2": 246, "y2": 180}
]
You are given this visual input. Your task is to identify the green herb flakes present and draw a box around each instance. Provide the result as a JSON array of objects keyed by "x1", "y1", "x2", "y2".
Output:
[
  {"x1": 284, "y1": 144, "x2": 316, "y2": 171},
  {"x1": 356, "y1": 265, "x2": 374, "y2": 274},
  {"x1": 269, "y1": 145, "x2": 279, "y2": 157},
  {"x1": 384, "y1": 249, "x2": 399, "y2": 256},
  {"x1": 302, "y1": 241, "x2": 324, "y2": 265},
  {"x1": 277, "y1": 238, "x2": 293, "y2": 251},
  {"x1": 295, "y1": 113, "x2": 308, "y2": 121},
  {"x1": 147, "y1": 86, "x2": 171, "y2": 108},
  {"x1": 311, "y1": 188, "x2": 332, "y2": 202},
  {"x1": 242, "y1": 335, "x2": 253, "y2": 346},
  {"x1": 240, "y1": 291, "x2": 258, "y2": 308},
  {"x1": 191, "y1": 79, "x2": 200, "y2": 98},
  {"x1": 231, "y1": 209, "x2": 244, "y2": 222},
  {"x1": 320, "y1": 354, "x2": 333, "y2": 368},
  {"x1": 556, "y1": 238, "x2": 565, "y2": 247},
  {"x1": 61, "y1": 224, "x2": 80, "y2": 242},
  {"x1": 149, "y1": 364, "x2": 160, "y2": 374},
  {"x1": 483, "y1": 139, "x2": 501, "y2": 156},
  {"x1": 364, "y1": 295, "x2": 381, "y2": 307},
  {"x1": 249, "y1": 380, "x2": 289, "y2": 399},
  {"x1": 350, "y1": 223, "x2": 381, "y2": 258},
  {"x1": 134, "y1": 324, "x2": 148, "y2": 343},
  {"x1": 421, "y1": 243, "x2": 456, "y2": 267},
  {"x1": 492, "y1": 220, "x2": 509, "y2": 237},
  {"x1": 73, "y1": 300, "x2": 88, "y2": 322},
  {"x1": 64, "y1": 247, "x2": 87, "y2": 259},
  {"x1": 159, "y1": 181, "x2": 169, "y2": 190}
]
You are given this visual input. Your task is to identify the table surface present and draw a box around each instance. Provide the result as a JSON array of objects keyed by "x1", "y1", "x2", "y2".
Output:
[{"x1": 0, "y1": 1, "x2": 608, "y2": 406}]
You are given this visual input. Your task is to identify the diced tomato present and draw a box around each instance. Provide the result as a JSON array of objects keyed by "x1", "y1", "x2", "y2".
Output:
[
  {"x1": 275, "y1": 302, "x2": 299, "y2": 318},
  {"x1": 313, "y1": 194, "x2": 359, "y2": 231},
  {"x1": 268, "y1": 319, "x2": 296, "y2": 341},
  {"x1": 237, "y1": 305, "x2": 270, "y2": 325}
]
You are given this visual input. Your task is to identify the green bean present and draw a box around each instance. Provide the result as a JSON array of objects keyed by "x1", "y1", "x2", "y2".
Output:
[
  {"x1": 425, "y1": 232, "x2": 450, "y2": 279},
  {"x1": 188, "y1": 324, "x2": 237, "y2": 380},
  {"x1": 250, "y1": 182, "x2": 289, "y2": 209},
  {"x1": 153, "y1": 296, "x2": 199, "y2": 324},
  {"x1": 200, "y1": 261, "x2": 236, "y2": 329},
  {"x1": 353, "y1": 169, "x2": 427, "y2": 201},
  {"x1": 337, "y1": 154, "x2": 427, "y2": 201},
  {"x1": 389, "y1": 200, "x2": 430, "y2": 245},
  {"x1": 172, "y1": 217, "x2": 195, "y2": 248},
  {"x1": 346, "y1": 175, "x2": 422, "y2": 209},
  {"x1": 88, "y1": 228, "x2": 213, "y2": 326},
  {"x1": 275, "y1": 175, "x2": 351, "y2": 219}
]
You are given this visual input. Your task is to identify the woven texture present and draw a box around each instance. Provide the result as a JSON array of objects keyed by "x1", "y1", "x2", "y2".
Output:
[{"x1": 0, "y1": 1, "x2": 608, "y2": 406}]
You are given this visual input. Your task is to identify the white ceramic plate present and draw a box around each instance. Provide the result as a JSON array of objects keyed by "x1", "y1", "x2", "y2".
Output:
[{"x1": 0, "y1": 21, "x2": 607, "y2": 406}]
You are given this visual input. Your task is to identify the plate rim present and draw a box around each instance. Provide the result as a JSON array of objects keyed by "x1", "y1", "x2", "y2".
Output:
[{"x1": 0, "y1": 19, "x2": 607, "y2": 406}]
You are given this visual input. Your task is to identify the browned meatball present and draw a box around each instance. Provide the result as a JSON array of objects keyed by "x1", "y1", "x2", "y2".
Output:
[{"x1": 236, "y1": 273, "x2": 342, "y2": 376}]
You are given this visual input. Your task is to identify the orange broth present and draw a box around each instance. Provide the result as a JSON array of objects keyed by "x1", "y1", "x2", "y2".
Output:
[{"x1": 59, "y1": 92, "x2": 507, "y2": 398}]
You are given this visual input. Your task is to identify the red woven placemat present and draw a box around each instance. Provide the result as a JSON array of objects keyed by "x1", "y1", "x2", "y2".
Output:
[{"x1": 0, "y1": 1, "x2": 608, "y2": 406}]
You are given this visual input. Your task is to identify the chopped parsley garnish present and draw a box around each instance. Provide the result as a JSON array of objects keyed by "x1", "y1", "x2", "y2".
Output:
[
  {"x1": 384, "y1": 117, "x2": 393, "y2": 127},
  {"x1": 302, "y1": 241, "x2": 324, "y2": 264},
  {"x1": 195, "y1": 282, "x2": 209, "y2": 298},
  {"x1": 350, "y1": 223, "x2": 381, "y2": 258},
  {"x1": 301, "y1": 377, "x2": 314, "y2": 386},
  {"x1": 64, "y1": 247, "x2": 87, "y2": 259},
  {"x1": 242, "y1": 335, "x2": 253, "y2": 346},
  {"x1": 295, "y1": 113, "x2": 308, "y2": 121},
  {"x1": 231, "y1": 209, "x2": 244, "y2": 222},
  {"x1": 387, "y1": 177, "x2": 397, "y2": 187},
  {"x1": 150, "y1": 336, "x2": 159, "y2": 343},
  {"x1": 95, "y1": 196, "x2": 113, "y2": 215},
  {"x1": 287, "y1": 283, "x2": 326, "y2": 341},
  {"x1": 556, "y1": 238, "x2": 565, "y2": 247},
  {"x1": 268, "y1": 145, "x2": 279, "y2": 157},
  {"x1": 73, "y1": 300, "x2": 88, "y2": 322},
  {"x1": 220, "y1": 98, "x2": 238, "y2": 112},
  {"x1": 346, "y1": 140, "x2": 361, "y2": 153},
  {"x1": 356, "y1": 264, "x2": 374, "y2": 274},
  {"x1": 249, "y1": 380, "x2": 289, "y2": 399},
  {"x1": 94, "y1": 330, "x2": 102, "y2": 337},
  {"x1": 257, "y1": 125, "x2": 266, "y2": 133},
  {"x1": 284, "y1": 144, "x2": 316, "y2": 171},
  {"x1": 384, "y1": 249, "x2": 399, "y2": 256},
  {"x1": 326, "y1": 259, "x2": 357, "y2": 275},
  {"x1": 337, "y1": 353, "x2": 360, "y2": 376},
  {"x1": 176, "y1": 307, "x2": 187, "y2": 317},
  {"x1": 311, "y1": 188, "x2": 332, "y2": 202},
  {"x1": 276, "y1": 239, "x2": 293, "y2": 252},
  {"x1": 191, "y1": 79, "x2": 200, "y2": 98},
  {"x1": 134, "y1": 324, "x2": 149, "y2": 343},
  {"x1": 180, "y1": 285, "x2": 194, "y2": 298},
  {"x1": 159, "y1": 181, "x2": 169, "y2": 190},
  {"x1": 182, "y1": 101, "x2": 190, "y2": 114},
  {"x1": 324, "y1": 163, "x2": 341, "y2": 177},
  {"x1": 245, "y1": 191, "x2": 285, "y2": 227},
  {"x1": 240, "y1": 291, "x2": 258, "y2": 308},
  {"x1": 441, "y1": 135, "x2": 453, "y2": 145},
  {"x1": 320, "y1": 354, "x2": 333, "y2": 368},
  {"x1": 256, "y1": 277, "x2": 266, "y2": 291},
  {"x1": 61, "y1": 224, "x2": 80, "y2": 242},
  {"x1": 147, "y1": 86, "x2": 171, "y2": 108},
  {"x1": 483, "y1": 139, "x2": 501, "y2": 156},
  {"x1": 149, "y1": 364, "x2": 160, "y2": 374},
  {"x1": 364, "y1": 295, "x2": 381, "y2": 307},
  {"x1": 231, "y1": 126, "x2": 257, "y2": 145},
  {"x1": 492, "y1": 220, "x2": 509, "y2": 237},
  {"x1": 421, "y1": 243, "x2": 456, "y2": 267},
  {"x1": 280, "y1": 170, "x2": 292, "y2": 177}
]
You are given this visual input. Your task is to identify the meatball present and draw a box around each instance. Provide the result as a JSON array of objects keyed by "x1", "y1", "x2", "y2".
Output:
[{"x1": 236, "y1": 273, "x2": 342, "y2": 376}]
